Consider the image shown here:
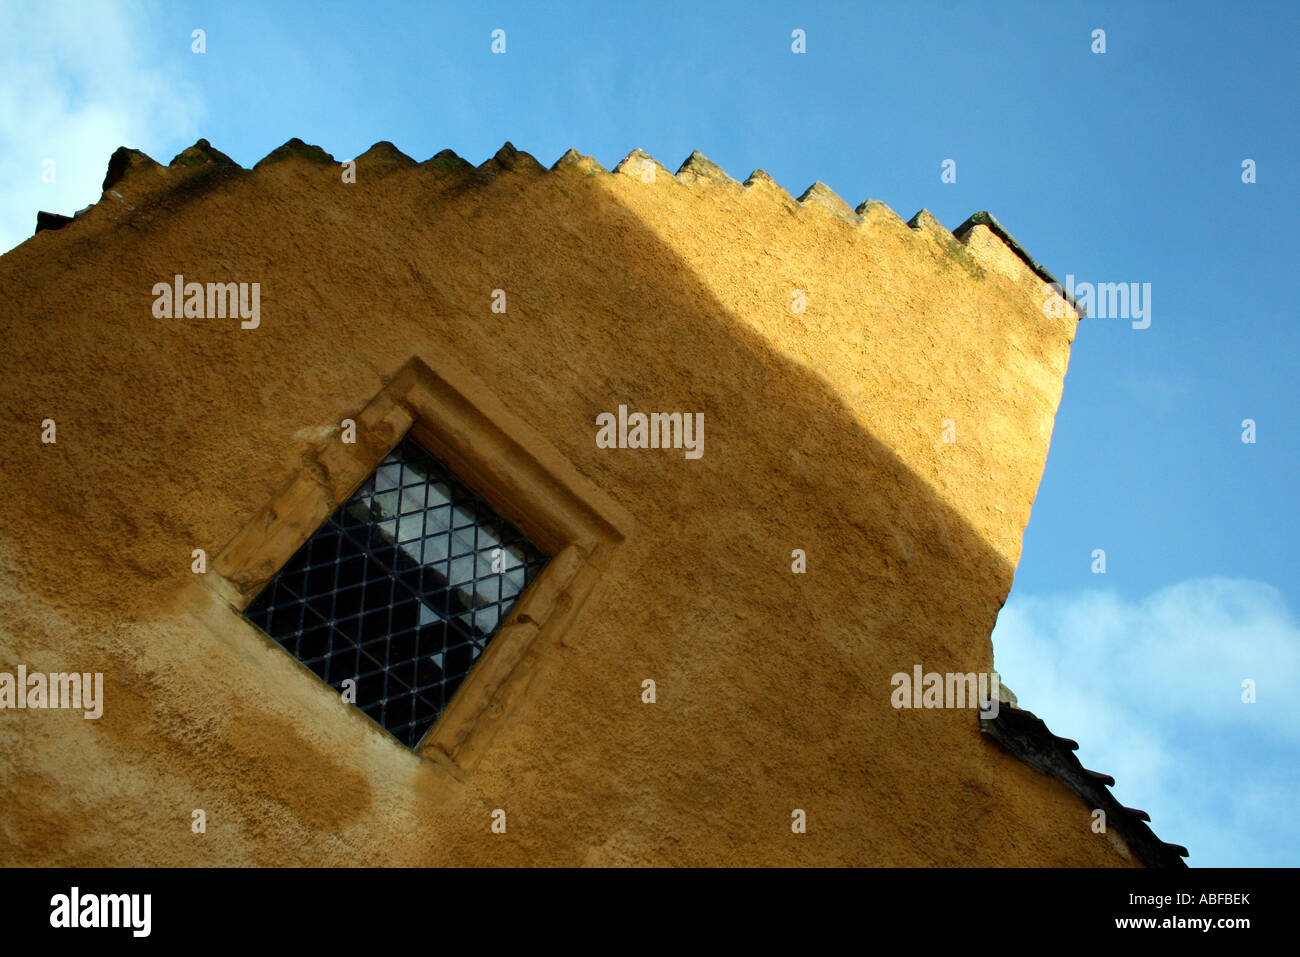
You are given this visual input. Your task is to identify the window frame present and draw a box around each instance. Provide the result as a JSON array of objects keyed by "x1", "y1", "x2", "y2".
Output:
[{"x1": 208, "y1": 356, "x2": 631, "y2": 770}]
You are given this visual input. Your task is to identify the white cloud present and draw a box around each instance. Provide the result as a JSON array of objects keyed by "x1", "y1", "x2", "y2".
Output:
[
  {"x1": 0, "y1": 0, "x2": 205, "y2": 254},
  {"x1": 992, "y1": 577, "x2": 1300, "y2": 866}
]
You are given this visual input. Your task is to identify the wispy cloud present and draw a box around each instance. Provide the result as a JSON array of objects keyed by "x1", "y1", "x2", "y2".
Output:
[
  {"x1": 1117, "y1": 373, "x2": 1192, "y2": 415},
  {"x1": 0, "y1": 0, "x2": 205, "y2": 253},
  {"x1": 992, "y1": 577, "x2": 1300, "y2": 866}
]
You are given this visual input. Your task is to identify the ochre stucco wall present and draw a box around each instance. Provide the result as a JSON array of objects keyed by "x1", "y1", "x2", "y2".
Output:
[{"x1": 0, "y1": 139, "x2": 1126, "y2": 865}]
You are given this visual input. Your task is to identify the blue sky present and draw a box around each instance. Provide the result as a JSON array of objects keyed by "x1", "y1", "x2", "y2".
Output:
[{"x1": 2, "y1": 0, "x2": 1296, "y2": 866}]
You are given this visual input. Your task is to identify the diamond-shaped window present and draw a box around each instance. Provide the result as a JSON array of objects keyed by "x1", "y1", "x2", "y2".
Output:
[{"x1": 243, "y1": 435, "x2": 550, "y2": 747}]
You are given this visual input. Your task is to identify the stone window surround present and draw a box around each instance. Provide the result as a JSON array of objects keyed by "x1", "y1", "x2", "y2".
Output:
[{"x1": 206, "y1": 355, "x2": 631, "y2": 772}]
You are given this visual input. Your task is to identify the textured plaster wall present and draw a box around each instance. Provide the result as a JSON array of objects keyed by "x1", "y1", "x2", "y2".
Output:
[{"x1": 0, "y1": 139, "x2": 1125, "y2": 866}]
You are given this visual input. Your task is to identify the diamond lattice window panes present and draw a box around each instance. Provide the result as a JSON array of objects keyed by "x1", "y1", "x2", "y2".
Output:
[{"x1": 243, "y1": 435, "x2": 551, "y2": 747}]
